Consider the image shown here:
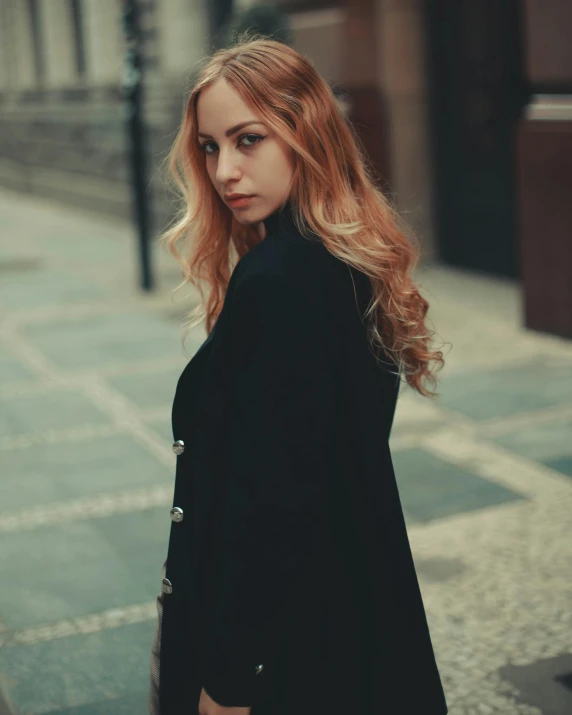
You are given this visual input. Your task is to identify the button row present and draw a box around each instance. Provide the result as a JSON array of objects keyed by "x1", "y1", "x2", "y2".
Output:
[
  {"x1": 164, "y1": 440, "x2": 185, "y2": 597},
  {"x1": 170, "y1": 433, "x2": 261, "y2": 673},
  {"x1": 163, "y1": 440, "x2": 185, "y2": 598}
]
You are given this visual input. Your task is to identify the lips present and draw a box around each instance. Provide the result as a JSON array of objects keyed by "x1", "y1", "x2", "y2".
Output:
[{"x1": 225, "y1": 195, "x2": 256, "y2": 209}]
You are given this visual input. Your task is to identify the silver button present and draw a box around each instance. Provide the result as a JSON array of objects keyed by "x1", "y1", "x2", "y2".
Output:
[
  {"x1": 255, "y1": 664, "x2": 264, "y2": 675},
  {"x1": 172, "y1": 439, "x2": 185, "y2": 455},
  {"x1": 161, "y1": 578, "x2": 173, "y2": 594},
  {"x1": 170, "y1": 506, "x2": 184, "y2": 522}
]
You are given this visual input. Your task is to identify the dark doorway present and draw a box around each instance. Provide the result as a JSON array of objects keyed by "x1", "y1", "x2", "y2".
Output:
[{"x1": 423, "y1": 0, "x2": 529, "y2": 278}]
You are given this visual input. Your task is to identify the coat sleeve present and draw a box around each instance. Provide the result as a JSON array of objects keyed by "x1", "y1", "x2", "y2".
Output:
[{"x1": 201, "y1": 268, "x2": 336, "y2": 707}]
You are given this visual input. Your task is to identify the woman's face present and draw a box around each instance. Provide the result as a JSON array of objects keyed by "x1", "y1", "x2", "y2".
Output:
[{"x1": 196, "y1": 77, "x2": 295, "y2": 231}]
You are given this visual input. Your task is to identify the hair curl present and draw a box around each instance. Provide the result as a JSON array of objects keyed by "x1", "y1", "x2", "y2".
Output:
[{"x1": 161, "y1": 34, "x2": 445, "y2": 398}]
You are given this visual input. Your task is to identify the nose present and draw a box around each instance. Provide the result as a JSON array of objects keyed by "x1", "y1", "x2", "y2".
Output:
[{"x1": 215, "y1": 145, "x2": 242, "y2": 185}]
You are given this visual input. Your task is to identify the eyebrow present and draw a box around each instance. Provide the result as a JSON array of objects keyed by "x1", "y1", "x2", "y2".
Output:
[{"x1": 197, "y1": 121, "x2": 266, "y2": 139}]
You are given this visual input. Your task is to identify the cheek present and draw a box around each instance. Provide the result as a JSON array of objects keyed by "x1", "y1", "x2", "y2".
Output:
[
  {"x1": 205, "y1": 162, "x2": 216, "y2": 183},
  {"x1": 262, "y1": 147, "x2": 292, "y2": 180},
  {"x1": 273, "y1": 147, "x2": 294, "y2": 177}
]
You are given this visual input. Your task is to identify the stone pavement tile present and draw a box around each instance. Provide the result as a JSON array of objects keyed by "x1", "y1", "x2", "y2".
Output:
[
  {"x1": 145, "y1": 418, "x2": 173, "y2": 446},
  {"x1": 392, "y1": 447, "x2": 527, "y2": 523},
  {"x1": 0, "y1": 621, "x2": 155, "y2": 715},
  {"x1": 107, "y1": 366, "x2": 182, "y2": 410},
  {"x1": 0, "y1": 509, "x2": 169, "y2": 630},
  {"x1": 436, "y1": 359, "x2": 572, "y2": 421},
  {"x1": 0, "y1": 357, "x2": 37, "y2": 387},
  {"x1": 0, "y1": 270, "x2": 104, "y2": 311},
  {"x1": 21, "y1": 313, "x2": 183, "y2": 371},
  {"x1": 0, "y1": 347, "x2": 17, "y2": 361},
  {"x1": 391, "y1": 389, "x2": 451, "y2": 442},
  {"x1": 544, "y1": 456, "x2": 572, "y2": 479},
  {"x1": 489, "y1": 418, "x2": 572, "y2": 480},
  {"x1": 30, "y1": 229, "x2": 127, "y2": 267},
  {"x1": 43, "y1": 691, "x2": 149, "y2": 715},
  {"x1": 499, "y1": 653, "x2": 572, "y2": 715},
  {"x1": 412, "y1": 555, "x2": 468, "y2": 584},
  {"x1": 0, "y1": 192, "x2": 127, "y2": 265},
  {"x1": 0, "y1": 389, "x2": 110, "y2": 438},
  {"x1": 0, "y1": 434, "x2": 172, "y2": 511}
]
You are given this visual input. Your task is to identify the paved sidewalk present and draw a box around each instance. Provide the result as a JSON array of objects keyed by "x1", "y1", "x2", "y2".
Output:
[{"x1": 1, "y1": 189, "x2": 572, "y2": 714}]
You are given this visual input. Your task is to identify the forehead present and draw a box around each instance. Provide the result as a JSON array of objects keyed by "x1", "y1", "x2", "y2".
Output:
[{"x1": 197, "y1": 78, "x2": 260, "y2": 132}]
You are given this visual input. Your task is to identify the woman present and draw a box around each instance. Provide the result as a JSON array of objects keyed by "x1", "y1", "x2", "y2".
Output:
[{"x1": 149, "y1": 35, "x2": 447, "y2": 715}]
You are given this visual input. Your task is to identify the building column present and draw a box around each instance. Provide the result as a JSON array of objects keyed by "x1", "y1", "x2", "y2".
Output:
[
  {"x1": 158, "y1": 0, "x2": 210, "y2": 80},
  {"x1": 1, "y1": 0, "x2": 37, "y2": 91},
  {"x1": 340, "y1": 0, "x2": 392, "y2": 194},
  {"x1": 38, "y1": 0, "x2": 77, "y2": 88},
  {"x1": 82, "y1": 0, "x2": 122, "y2": 85},
  {"x1": 375, "y1": 0, "x2": 436, "y2": 259},
  {"x1": 518, "y1": 0, "x2": 572, "y2": 338},
  {"x1": 0, "y1": 0, "x2": 13, "y2": 91}
]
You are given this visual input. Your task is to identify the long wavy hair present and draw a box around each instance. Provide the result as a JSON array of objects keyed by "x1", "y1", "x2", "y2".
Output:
[{"x1": 161, "y1": 34, "x2": 445, "y2": 398}]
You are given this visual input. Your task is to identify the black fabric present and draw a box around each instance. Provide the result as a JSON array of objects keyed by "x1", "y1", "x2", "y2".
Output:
[{"x1": 157, "y1": 200, "x2": 449, "y2": 714}]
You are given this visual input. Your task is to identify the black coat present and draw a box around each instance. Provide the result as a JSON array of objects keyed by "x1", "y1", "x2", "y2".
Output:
[{"x1": 158, "y1": 201, "x2": 448, "y2": 715}]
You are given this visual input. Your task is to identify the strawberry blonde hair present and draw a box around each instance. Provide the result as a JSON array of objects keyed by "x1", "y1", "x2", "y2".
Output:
[{"x1": 161, "y1": 34, "x2": 445, "y2": 398}]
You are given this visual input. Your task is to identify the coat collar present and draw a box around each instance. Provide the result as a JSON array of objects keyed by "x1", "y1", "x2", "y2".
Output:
[
  {"x1": 262, "y1": 199, "x2": 319, "y2": 244},
  {"x1": 262, "y1": 199, "x2": 298, "y2": 237}
]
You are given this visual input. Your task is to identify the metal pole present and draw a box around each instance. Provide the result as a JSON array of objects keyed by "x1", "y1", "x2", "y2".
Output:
[
  {"x1": 121, "y1": 0, "x2": 153, "y2": 291},
  {"x1": 208, "y1": 0, "x2": 234, "y2": 49}
]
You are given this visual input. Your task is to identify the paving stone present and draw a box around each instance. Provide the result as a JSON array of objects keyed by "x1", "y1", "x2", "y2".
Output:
[
  {"x1": 0, "y1": 433, "x2": 172, "y2": 511},
  {"x1": 0, "y1": 509, "x2": 169, "y2": 630},
  {"x1": 0, "y1": 357, "x2": 37, "y2": 386},
  {"x1": 392, "y1": 447, "x2": 527, "y2": 523},
  {"x1": 43, "y1": 691, "x2": 150, "y2": 715},
  {"x1": 106, "y1": 366, "x2": 182, "y2": 410},
  {"x1": 0, "y1": 270, "x2": 104, "y2": 310},
  {"x1": 541, "y1": 455, "x2": 572, "y2": 479},
  {"x1": 499, "y1": 654, "x2": 572, "y2": 715},
  {"x1": 0, "y1": 388, "x2": 110, "y2": 438},
  {"x1": 145, "y1": 417, "x2": 174, "y2": 445},
  {"x1": 414, "y1": 556, "x2": 467, "y2": 583},
  {"x1": 490, "y1": 418, "x2": 572, "y2": 480},
  {"x1": 0, "y1": 621, "x2": 154, "y2": 715},
  {"x1": 436, "y1": 359, "x2": 572, "y2": 421},
  {"x1": 21, "y1": 313, "x2": 183, "y2": 371}
]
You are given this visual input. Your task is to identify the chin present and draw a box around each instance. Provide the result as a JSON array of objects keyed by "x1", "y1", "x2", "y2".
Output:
[{"x1": 237, "y1": 211, "x2": 263, "y2": 225}]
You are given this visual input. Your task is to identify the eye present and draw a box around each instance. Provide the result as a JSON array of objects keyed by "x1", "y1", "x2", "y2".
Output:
[{"x1": 198, "y1": 134, "x2": 265, "y2": 155}]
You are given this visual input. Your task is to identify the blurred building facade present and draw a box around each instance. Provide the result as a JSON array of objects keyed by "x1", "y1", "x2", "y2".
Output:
[
  {"x1": 0, "y1": 0, "x2": 199, "y2": 228},
  {"x1": 517, "y1": 0, "x2": 572, "y2": 338},
  {"x1": 0, "y1": 1, "x2": 569, "y2": 298},
  {"x1": 0, "y1": 0, "x2": 441, "y2": 263}
]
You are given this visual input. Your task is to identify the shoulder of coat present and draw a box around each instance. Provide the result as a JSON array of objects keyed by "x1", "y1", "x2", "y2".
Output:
[
  {"x1": 237, "y1": 229, "x2": 348, "y2": 288},
  {"x1": 232, "y1": 241, "x2": 366, "y2": 336}
]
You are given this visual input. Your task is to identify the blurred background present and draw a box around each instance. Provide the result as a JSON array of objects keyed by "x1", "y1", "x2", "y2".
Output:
[{"x1": 0, "y1": 1, "x2": 571, "y2": 713}]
